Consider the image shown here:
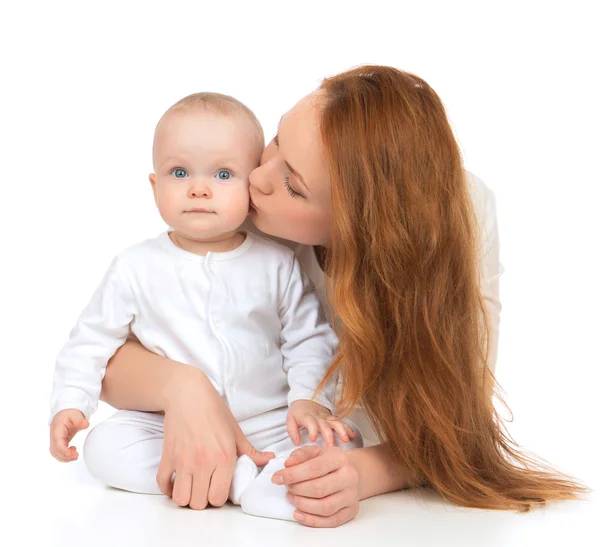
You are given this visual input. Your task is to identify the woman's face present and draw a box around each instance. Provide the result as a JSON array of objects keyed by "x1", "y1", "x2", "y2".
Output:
[{"x1": 248, "y1": 91, "x2": 332, "y2": 246}]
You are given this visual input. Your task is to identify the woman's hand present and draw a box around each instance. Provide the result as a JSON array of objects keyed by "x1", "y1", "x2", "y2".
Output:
[
  {"x1": 156, "y1": 366, "x2": 275, "y2": 510},
  {"x1": 271, "y1": 445, "x2": 360, "y2": 528}
]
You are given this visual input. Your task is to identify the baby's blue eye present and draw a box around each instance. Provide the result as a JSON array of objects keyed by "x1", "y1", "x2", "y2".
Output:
[
  {"x1": 172, "y1": 168, "x2": 188, "y2": 178},
  {"x1": 217, "y1": 170, "x2": 232, "y2": 180}
]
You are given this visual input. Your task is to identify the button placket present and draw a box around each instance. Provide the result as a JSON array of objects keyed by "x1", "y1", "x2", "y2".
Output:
[{"x1": 207, "y1": 258, "x2": 220, "y2": 329}]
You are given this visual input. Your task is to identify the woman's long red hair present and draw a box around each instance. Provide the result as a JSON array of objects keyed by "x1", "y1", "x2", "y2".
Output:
[{"x1": 316, "y1": 65, "x2": 589, "y2": 511}]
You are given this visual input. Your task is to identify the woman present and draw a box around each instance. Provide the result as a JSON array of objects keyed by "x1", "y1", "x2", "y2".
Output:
[{"x1": 99, "y1": 65, "x2": 587, "y2": 527}]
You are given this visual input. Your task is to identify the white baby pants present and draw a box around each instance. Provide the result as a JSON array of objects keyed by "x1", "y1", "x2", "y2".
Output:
[{"x1": 83, "y1": 410, "x2": 363, "y2": 521}]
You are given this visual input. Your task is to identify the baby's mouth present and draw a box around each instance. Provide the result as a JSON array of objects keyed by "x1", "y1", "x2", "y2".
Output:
[{"x1": 185, "y1": 208, "x2": 215, "y2": 214}]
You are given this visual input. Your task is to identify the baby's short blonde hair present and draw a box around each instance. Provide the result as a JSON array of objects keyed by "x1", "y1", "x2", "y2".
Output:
[{"x1": 161, "y1": 92, "x2": 265, "y2": 153}]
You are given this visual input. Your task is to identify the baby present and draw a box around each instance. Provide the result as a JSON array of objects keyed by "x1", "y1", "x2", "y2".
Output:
[{"x1": 49, "y1": 92, "x2": 362, "y2": 521}]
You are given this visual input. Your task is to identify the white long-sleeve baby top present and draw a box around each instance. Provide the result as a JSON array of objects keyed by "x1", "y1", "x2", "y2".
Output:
[{"x1": 50, "y1": 231, "x2": 338, "y2": 436}]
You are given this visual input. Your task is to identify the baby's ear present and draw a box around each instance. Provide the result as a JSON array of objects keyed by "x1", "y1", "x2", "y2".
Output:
[{"x1": 149, "y1": 174, "x2": 158, "y2": 204}]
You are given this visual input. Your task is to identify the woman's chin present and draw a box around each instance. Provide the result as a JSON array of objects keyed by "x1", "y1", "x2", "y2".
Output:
[{"x1": 248, "y1": 208, "x2": 273, "y2": 235}]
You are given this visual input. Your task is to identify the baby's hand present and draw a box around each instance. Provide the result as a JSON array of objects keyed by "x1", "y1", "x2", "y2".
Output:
[
  {"x1": 286, "y1": 400, "x2": 357, "y2": 447},
  {"x1": 49, "y1": 409, "x2": 90, "y2": 462}
]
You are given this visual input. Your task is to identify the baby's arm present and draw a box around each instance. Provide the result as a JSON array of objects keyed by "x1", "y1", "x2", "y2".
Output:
[
  {"x1": 49, "y1": 254, "x2": 136, "y2": 458},
  {"x1": 278, "y1": 256, "x2": 354, "y2": 446}
]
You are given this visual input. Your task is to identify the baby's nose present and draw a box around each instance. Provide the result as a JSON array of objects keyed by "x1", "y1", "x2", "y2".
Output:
[{"x1": 189, "y1": 178, "x2": 212, "y2": 198}]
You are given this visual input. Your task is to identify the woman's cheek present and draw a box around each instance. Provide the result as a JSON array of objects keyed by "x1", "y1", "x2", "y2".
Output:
[{"x1": 285, "y1": 206, "x2": 329, "y2": 245}]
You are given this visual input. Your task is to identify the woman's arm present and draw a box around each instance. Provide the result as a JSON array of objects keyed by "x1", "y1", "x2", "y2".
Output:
[
  {"x1": 99, "y1": 339, "x2": 275, "y2": 510},
  {"x1": 100, "y1": 339, "x2": 194, "y2": 412},
  {"x1": 348, "y1": 443, "x2": 417, "y2": 500}
]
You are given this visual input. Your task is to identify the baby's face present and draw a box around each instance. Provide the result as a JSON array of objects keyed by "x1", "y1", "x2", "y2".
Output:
[{"x1": 150, "y1": 109, "x2": 260, "y2": 241}]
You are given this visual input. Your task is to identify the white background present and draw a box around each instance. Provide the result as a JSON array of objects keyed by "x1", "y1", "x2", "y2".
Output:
[{"x1": 1, "y1": 1, "x2": 598, "y2": 546}]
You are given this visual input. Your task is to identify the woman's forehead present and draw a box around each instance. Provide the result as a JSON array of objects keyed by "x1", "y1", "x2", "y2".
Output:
[{"x1": 279, "y1": 91, "x2": 329, "y2": 199}]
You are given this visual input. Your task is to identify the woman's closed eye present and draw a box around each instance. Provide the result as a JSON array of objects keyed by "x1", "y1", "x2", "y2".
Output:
[
  {"x1": 273, "y1": 134, "x2": 305, "y2": 199},
  {"x1": 284, "y1": 175, "x2": 303, "y2": 198}
]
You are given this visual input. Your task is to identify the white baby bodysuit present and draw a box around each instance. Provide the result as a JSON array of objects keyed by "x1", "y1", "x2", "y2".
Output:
[{"x1": 50, "y1": 230, "x2": 339, "y2": 435}]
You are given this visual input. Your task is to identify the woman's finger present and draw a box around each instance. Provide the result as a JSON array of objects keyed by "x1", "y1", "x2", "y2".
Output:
[
  {"x1": 172, "y1": 470, "x2": 193, "y2": 507},
  {"x1": 188, "y1": 470, "x2": 211, "y2": 510},
  {"x1": 274, "y1": 448, "x2": 343, "y2": 486},
  {"x1": 282, "y1": 445, "x2": 322, "y2": 467},
  {"x1": 293, "y1": 504, "x2": 359, "y2": 528},
  {"x1": 287, "y1": 467, "x2": 347, "y2": 499},
  {"x1": 234, "y1": 422, "x2": 276, "y2": 466},
  {"x1": 317, "y1": 419, "x2": 335, "y2": 447},
  {"x1": 287, "y1": 489, "x2": 349, "y2": 517},
  {"x1": 207, "y1": 463, "x2": 234, "y2": 508},
  {"x1": 156, "y1": 459, "x2": 175, "y2": 497}
]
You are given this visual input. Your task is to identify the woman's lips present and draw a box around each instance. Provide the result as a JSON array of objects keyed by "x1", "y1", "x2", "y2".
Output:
[{"x1": 248, "y1": 195, "x2": 259, "y2": 212}]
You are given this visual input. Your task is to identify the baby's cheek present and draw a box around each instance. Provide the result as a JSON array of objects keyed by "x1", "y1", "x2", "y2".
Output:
[
  {"x1": 227, "y1": 186, "x2": 250, "y2": 210},
  {"x1": 221, "y1": 186, "x2": 250, "y2": 224},
  {"x1": 156, "y1": 187, "x2": 179, "y2": 218}
]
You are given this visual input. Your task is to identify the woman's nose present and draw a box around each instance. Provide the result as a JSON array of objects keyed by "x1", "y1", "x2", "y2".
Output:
[{"x1": 249, "y1": 162, "x2": 274, "y2": 195}]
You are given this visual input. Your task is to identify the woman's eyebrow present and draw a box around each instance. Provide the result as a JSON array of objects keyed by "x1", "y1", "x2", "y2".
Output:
[{"x1": 276, "y1": 117, "x2": 310, "y2": 194}]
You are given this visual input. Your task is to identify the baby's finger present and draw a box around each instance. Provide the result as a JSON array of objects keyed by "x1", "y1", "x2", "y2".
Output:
[
  {"x1": 51, "y1": 424, "x2": 72, "y2": 458},
  {"x1": 317, "y1": 419, "x2": 335, "y2": 447},
  {"x1": 50, "y1": 440, "x2": 77, "y2": 462},
  {"x1": 50, "y1": 446, "x2": 70, "y2": 462},
  {"x1": 286, "y1": 413, "x2": 301, "y2": 446},
  {"x1": 303, "y1": 416, "x2": 319, "y2": 443},
  {"x1": 75, "y1": 418, "x2": 90, "y2": 431},
  {"x1": 65, "y1": 418, "x2": 88, "y2": 444},
  {"x1": 326, "y1": 417, "x2": 358, "y2": 441},
  {"x1": 332, "y1": 421, "x2": 352, "y2": 443}
]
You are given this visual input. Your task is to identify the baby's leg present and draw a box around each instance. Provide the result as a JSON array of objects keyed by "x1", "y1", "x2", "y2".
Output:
[
  {"x1": 83, "y1": 410, "x2": 164, "y2": 494},
  {"x1": 240, "y1": 419, "x2": 364, "y2": 521},
  {"x1": 83, "y1": 409, "x2": 262, "y2": 501}
]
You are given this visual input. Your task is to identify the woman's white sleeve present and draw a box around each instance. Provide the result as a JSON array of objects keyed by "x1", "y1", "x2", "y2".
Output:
[
  {"x1": 49, "y1": 255, "x2": 136, "y2": 422},
  {"x1": 472, "y1": 174, "x2": 505, "y2": 373}
]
